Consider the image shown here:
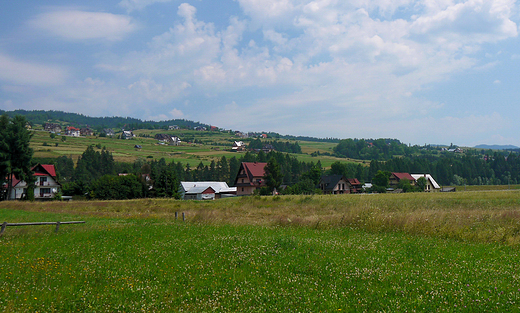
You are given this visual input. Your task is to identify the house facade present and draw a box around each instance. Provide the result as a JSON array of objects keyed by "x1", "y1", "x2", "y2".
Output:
[
  {"x1": 319, "y1": 175, "x2": 349, "y2": 194},
  {"x1": 234, "y1": 162, "x2": 267, "y2": 196},
  {"x1": 7, "y1": 164, "x2": 61, "y2": 200},
  {"x1": 179, "y1": 182, "x2": 237, "y2": 200},
  {"x1": 66, "y1": 126, "x2": 80, "y2": 137},
  {"x1": 44, "y1": 123, "x2": 62, "y2": 133},
  {"x1": 411, "y1": 174, "x2": 441, "y2": 192},
  {"x1": 232, "y1": 141, "x2": 245, "y2": 151}
]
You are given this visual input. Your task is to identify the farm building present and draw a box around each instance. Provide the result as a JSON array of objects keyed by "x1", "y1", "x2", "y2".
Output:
[{"x1": 179, "y1": 182, "x2": 237, "y2": 200}]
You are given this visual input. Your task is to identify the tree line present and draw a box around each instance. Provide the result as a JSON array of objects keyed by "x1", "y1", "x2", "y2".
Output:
[
  {"x1": 39, "y1": 147, "x2": 326, "y2": 200},
  {"x1": 0, "y1": 110, "x2": 210, "y2": 132}
]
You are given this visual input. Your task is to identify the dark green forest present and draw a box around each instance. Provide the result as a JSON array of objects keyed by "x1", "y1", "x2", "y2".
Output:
[{"x1": 0, "y1": 110, "x2": 210, "y2": 131}]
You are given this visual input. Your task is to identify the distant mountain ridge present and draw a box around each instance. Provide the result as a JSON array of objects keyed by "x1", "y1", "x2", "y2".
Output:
[{"x1": 475, "y1": 144, "x2": 520, "y2": 150}]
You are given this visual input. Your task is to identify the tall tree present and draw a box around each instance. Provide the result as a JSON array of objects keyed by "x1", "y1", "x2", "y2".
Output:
[
  {"x1": 264, "y1": 157, "x2": 283, "y2": 194},
  {"x1": 3, "y1": 115, "x2": 34, "y2": 199}
]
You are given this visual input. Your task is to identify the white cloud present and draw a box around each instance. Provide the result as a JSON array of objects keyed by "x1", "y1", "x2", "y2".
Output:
[
  {"x1": 0, "y1": 53, "x2": 67, "y2": 86},
  {"x1": 29, "y1": 10, "x2": 137, "y2": 41},
  {"x1": 146, "y1": 108, "x2": 184, "y2": 121},
  {"x1": 127, "y1": 78, "x2": 191, "y2": 103}
]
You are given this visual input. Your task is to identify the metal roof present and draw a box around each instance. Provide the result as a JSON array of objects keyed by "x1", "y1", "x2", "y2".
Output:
[
  {"x1": 180, "y1": 182, "x2": 237, "y2": 194},
  {"x1": 411, "y1": 174, "x2": 441, "y2": 189}
]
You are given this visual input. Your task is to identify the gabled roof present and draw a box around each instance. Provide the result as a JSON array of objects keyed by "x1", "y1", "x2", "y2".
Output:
[
  {"x1": 33, "y1": 164, "x2": 57, "y2": 177},
  {"x1": 185, "y1": 186, "x2": 216, "y2": 195},
  {"x1": 391, "y1": 172, "x2": 415, "y2": 181},
  {"x1": 180, "y1": 182, "x2": 236, "y2": 194},
  {"x1": 242, "y1": 162, "x2": 267, "y2": 178},
  {"x1": 320, "y1": 175, "x2": 346, "y2": 191},
  {"x1": 411, "y1": 174, "x2": 441, "y2": 189},
  {"x1": 347, "y1": 178, "x2": 362, "y2": 186},
  {"x1": 5, "y1": 164, "x2": 57, "y2": 187}
]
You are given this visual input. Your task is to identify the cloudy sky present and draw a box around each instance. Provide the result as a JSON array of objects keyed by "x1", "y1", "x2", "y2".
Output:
[{"x1": 1, "y1": 0, "x2": 519, "y2": 146}]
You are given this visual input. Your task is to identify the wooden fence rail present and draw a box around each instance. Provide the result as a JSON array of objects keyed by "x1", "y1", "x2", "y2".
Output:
[{"x1": 0, "y1": 221, "x2": 86, "y2": 236}]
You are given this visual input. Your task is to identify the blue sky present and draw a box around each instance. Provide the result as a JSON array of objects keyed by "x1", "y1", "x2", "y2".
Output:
[{"x1": 1, "y1": 0, "x2": 520, "y2": 146}]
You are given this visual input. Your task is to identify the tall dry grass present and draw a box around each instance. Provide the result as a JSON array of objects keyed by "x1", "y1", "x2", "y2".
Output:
[{"x1": 3, "y1": 190, "x2": 520, "y2": 244}]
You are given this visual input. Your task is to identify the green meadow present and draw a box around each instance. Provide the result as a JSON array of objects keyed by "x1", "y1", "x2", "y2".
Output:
[
  {"x1": 30, "y1": 129, "x2": 356, "y2": 167},
  {"x1": 2, "y1": 191, "x2": 520, "y2": 312}
]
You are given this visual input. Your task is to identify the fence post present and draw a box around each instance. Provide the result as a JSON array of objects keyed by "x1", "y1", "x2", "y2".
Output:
[
  {"x1": 55, "y1": 221, "x2": 61, "y2": 233},
  {"x1": 1, "y1": 222, "x2": 6, "y2": 235},
  {"x1": 182, "y1": 212, "x2": 185, "y2": 222},
  {"x1": 175, "y1": 212, "x2": 178, "y2": 220}
]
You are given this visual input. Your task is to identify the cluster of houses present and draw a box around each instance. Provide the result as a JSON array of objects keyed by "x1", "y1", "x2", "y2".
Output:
[
  {"x1": 43, "y1": 123, "x2": 99, "y2": 137},
  {"x1": 4, "y1": 160, "x2": 443, "y2": 201}
]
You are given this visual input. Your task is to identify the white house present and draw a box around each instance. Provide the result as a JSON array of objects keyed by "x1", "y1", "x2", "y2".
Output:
[
  {"x1": 179, "y1": 182, "x2": 236, "y2": 200},
  {"x1": 7, "y1": 164, "x2": 61, "y2": 200},
  {"x1": 411, "y1": 174, "x2": 441, "y2": 192},
  {"x1": 122, "y1": 131, "x2": 135, "y2": 139},
  {"x1": 232, "y1": 141, "x2": 245, "y2": 151}
]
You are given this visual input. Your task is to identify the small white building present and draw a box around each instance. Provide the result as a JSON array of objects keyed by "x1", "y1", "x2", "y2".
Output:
[
  {"x1": 232, "y1": 141, "x2": 245, "y2": 151},
  {"x1": 411, "y1": 174, "x2": 441, "y2": 192},
  {"x1": 179, "y1": 182, "x2": 236, "y2": 200},
  {"x1": 122, "y1": 131, "x2": 135, "y2": 139}
]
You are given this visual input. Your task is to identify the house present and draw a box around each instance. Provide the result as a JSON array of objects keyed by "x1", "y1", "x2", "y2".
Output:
[
  {"x1": 411, "y1": 174, "x2": 441, "y2": 192},
  {"x1": 319, "y1": 175, "x2": 355, "y2": 194},
  {"x1": 179, "y1": 182, "x2": 237, "y2": 200},
  {"x1": 103, "y1": 129, "x2": 115, "y2": 136},
  {"x1": 234, "y1": 162, "x2": 267, "y2": 196},
  {"x1": 122, "y1": 131, "x2": 135, "y2": 139},
  {"x1": 6, "y1": 164, "x2": 61, "y2": 200},
  {"x1": 232, "y1": 141, "x2": 245, "y2": 151},
  {"x1": 155, "y1": 134, "x2": 181, "y2": 146},
  {"x1": 347, "y1": 178, "x2": 363, "y2": 193},
  {"x1": 66, "y1": 126, "x2": 80, "y2": 137},
  {"x1": 80, "y1": 128, "x2": 94, "y2": 136},
  {"x1": 389, "y1": 172, "x2": 416, "y2": 188},
  {"x1": 168, "y1": 125, "x2": 180, "y2": 130},
  {"x1": 44, "y1": 123, "x2": 61, "y2": 133},
  {"x1": 195, "y1": 126, "x2": 207, "y2": 131}
]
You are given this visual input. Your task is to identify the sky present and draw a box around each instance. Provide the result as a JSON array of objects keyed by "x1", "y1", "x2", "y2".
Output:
[{"x1": 1, "y1": 0, "x2": 520, "y2": 147}]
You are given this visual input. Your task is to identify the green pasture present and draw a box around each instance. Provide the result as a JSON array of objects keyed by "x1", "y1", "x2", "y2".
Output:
[
  {"x1": 2, "y1": 191, "x2": 520, "y2": 311},
  {"x1": 29, "y1": 129, "x2": 357, "y2": 167}
]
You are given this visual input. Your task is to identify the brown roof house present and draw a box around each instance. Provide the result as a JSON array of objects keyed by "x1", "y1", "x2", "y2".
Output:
[
  {"x1": 319, "y1": 175, "x2": 359, "y2": 194},
  {"x1": 389, "y1": 173, "x2": 416, "y2": 188},
  {"x1": 234, "y1": 162, "x2": 267, "y2": 196}
]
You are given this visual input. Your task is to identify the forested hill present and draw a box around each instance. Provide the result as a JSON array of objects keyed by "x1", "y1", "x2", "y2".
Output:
[{"x1": 0, "y1": 110, "x2": 210, "y2": 130}]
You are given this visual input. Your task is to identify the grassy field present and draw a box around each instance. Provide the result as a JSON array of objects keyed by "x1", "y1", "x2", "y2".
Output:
[
  {"x1": 2, "y1": 191, "x2": 520, "y2": 311},
  {"x1": 30, "y1": 129, "x2": 358, "y2": 167}
]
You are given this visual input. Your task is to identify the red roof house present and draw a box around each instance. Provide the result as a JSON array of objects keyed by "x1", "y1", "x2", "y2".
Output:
[
  {"x1": 389, "y1": 172, "x2": 416, "y2": 187},
  {"x1": 6, "y1": 164, "x2": 61, "y2": 200},
  {"x1": 234, "y1": 162, "x2": 267, "y2": 196}
]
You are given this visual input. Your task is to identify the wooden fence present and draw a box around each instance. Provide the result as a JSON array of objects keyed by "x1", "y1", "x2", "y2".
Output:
[{"x1": 0, "y1": 221, "x2": 86, "y2": 236}]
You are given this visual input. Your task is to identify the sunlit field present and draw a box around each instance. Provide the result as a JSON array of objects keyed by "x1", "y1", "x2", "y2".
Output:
[{"x1": 2, "y1": 191, "x2": 520, "y2": 311}]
